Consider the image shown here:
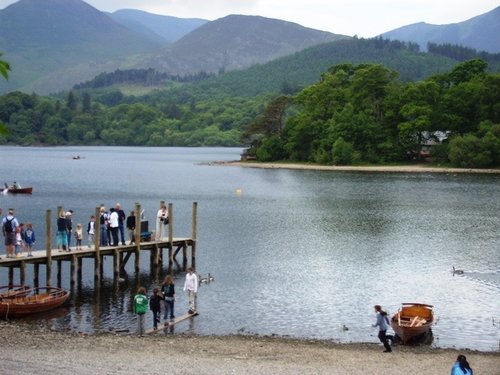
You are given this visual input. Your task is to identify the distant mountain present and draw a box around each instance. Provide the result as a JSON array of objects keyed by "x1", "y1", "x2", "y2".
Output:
[
  {"x1": 109, "y1": 9, "x2": 208, "y2": 44},
  {"x1": 380, "y1": 6, "x2": 500, "y2": 53},
  {"x1": 0, "y1": 0, "x2": 163, "y2": 93},
  {"x1": 131, "y1": 15, "x2": 350, "y2": 76}
]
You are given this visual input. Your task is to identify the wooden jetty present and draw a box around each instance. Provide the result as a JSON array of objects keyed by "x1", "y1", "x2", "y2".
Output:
[
  {"x1": 0, "y1": 202, "x2": 198, "y2": 287},
  {"x1": 146, "y1": 311, "x2": 199, "y2": 335}
]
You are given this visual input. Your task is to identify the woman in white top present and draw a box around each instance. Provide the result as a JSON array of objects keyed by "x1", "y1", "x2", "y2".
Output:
[{"x1": 155, "y1": 203, "x2": 168, "y2": 240}]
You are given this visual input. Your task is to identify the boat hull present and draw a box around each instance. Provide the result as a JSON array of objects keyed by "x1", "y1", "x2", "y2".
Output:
[
  {"x1": 0, "y1": 286, "x2": 69, "y2": 318},
  {"x1": 391, "y1": 303, "x2": 434, "y2": 344},
  {"x1": 0, "y1": 187, "x2": 33, "y2": 194}
]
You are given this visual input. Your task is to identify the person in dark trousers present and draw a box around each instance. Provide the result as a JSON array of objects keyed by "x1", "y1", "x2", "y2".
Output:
[
  {"x1": 161, "y1": 275, "x2": 176, "y2": 322},
  {"x1": 373, "y1": 304, "x2": 392, "y2": 352},
  {"x1": 115, "y1": 203, "x2": 126, "y2": 245},
  {"x1": 149, "y1": 288, "x2": 163, "y2": 330},
  {"x1": 126, "y1": 211, "x2": 136, "y2": 245}
]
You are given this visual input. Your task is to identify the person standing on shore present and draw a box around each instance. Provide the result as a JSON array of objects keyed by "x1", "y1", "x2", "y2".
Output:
[
  {"x1": 183, "y1": 267, "x2": 198, "y2": 314},
  {"x1": 451, "y1": 354, "x2": 473, "y2": 375},
  {"x1": 373, "y1": 305, "x2": 392, "y2": 352},
  {"x1": 161, "y1": 275, "x2": 176, "y2": 321},
  {"x1": 149, "y1": 288, "x2": 163, "y2": 330},
  {"x1": 133, "y1": 287, "x2": 148, "y2": 336}
]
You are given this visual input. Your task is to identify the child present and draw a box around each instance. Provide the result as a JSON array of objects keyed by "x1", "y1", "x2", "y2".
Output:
[
  {"x1": 161, "y1": 275, "x2": 176, "y2": 321},
  {"x1": 149, "y1": 288, "x2": 163, "y2": 330},
  {"x1": 87, "y1": 215, "x2": 95, "y2": 248},
  {"x1": 75, "y1": 223, "x2": 83, "y2": 250},
  {"x1": 24, "y1": 223, "x2": 35, "y2": 257},
  {"x1": 15, "y1": 224, "x2": 24, "y2": 257},
  {"x1": 133, "y1": 287, "x2": 148, "y2": 336}
]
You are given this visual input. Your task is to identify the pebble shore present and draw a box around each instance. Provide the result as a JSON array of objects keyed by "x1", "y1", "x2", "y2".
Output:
[{"x1": 1, "y1": 322, "x2": 498, "y2": 374}]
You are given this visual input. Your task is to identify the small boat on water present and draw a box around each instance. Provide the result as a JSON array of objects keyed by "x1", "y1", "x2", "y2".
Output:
[
  {"x1": 0, "y1": 186, "x2": 33, "y2": 194},
  {"x1": 0, "y1": 286, "x2": 69, "y2": 318},
  {"x1": 390, "y1": 303, "x2": 434, "y2": 344},
  {"x1": 0, "y1": 285, "x2": 31, "y2": 299}
]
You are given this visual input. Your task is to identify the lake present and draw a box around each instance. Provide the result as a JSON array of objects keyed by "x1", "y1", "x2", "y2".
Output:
[{"x1": 0, "y1": 146, "x2": 499, "y2": 351}]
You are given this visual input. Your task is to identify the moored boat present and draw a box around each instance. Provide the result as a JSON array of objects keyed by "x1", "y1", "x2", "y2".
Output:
[
  {"x1": 390, "y1": 303, "x2": 434, "y2": 344},
  {"x1": 0, "y1": 286, "x2": 69, "y2": 318},
  {"x1": 0, "y1": 285, "x2": 31, "y2": 300}
]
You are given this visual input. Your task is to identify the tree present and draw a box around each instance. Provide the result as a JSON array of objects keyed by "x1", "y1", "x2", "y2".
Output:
[
  {"x1": 0, "y1": 53, "x2": 10, "y2": 136},
  {"x1": 398, "y1": 81, "x2": 441, "y2": 159},
  {"x1": 242, "y1": 95, "x2": 290, "y2": 141},
  {"x1": 0, "y1": 53, "x2": 10, "y2": 80}
]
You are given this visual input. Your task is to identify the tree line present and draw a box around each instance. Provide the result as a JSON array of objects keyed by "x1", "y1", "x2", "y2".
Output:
[{"x1": 244, "y1": 59, "x2": 500, "y2": 168}]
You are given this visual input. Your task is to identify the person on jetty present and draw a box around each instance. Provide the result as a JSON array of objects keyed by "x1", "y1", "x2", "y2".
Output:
[
  {"x1": 149, "y1": 288, "x2": 163, "y2": 330},
  {"x1": 183, "y1": 267, "x2": 198, "y2": 314},
  {"x1": 75, "y1": 223, "x2": 83, "y2": 250},
  {"x1": 115, "y1": 203, "x2": 126, "y2": 246},
  {"x1": 126, "y1": 211, "x2": 135, "y2": 245},
  {"x1": 23, "y1": 223, "x2": 35, "y2": 257},
  {"x1": 451, "y1": 354, "x2": 473, "y2": 375},
  {"x1": 373, "y1": 305, "x2": 392, "y2": 352},
  {"x1": 56, "y1": 210, "x2": 69, "y2": 252},
  {"x1": 87, "y1": 215, "x2": 95, "y2": 248},
  {"x1": 161, "y1": 275, "x2": 176, "y2": 321},
  {"x1": 155, "y1": 203, "x2": 168, "y2": 240},
  {"x1": 99, "y1": 206, "x2": 108, "y2": 247},
  {"x1": 133, "y1": 286, "x2": 148, "y2": 336},
  {"x1": 2, "y1": 208, "x2": 19, "y2": 258},
  {"x1": 108, "y1": 207, "x2": 119, "y2": 246},
  {"x1": 15, "y1": 224, "x2": 24, "y2": 257},
  {"x1": 65, "y1": 211, "x2": 73, "y2": 250}
]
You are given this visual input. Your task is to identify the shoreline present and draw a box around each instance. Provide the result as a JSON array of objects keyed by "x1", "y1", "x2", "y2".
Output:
[
  {"x1": 215, "y1": 161, "x2": 500, "y2": 174},
  {"x1": 1, "y1": 322, "x2": 498, "y2": 374}
]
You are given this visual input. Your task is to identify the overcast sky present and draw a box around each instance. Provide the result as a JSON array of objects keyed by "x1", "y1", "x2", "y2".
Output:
[{"x1": 0, "y1": 0, "x2": 498, "y2": 37}]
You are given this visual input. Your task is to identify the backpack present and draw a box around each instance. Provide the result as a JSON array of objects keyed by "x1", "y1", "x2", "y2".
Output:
[{"x1": 3, "y1": 217, "x2": 14, "y2": 233}]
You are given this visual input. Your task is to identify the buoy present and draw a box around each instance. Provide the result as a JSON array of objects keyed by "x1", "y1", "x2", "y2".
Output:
[{"x1": 235, "y1": 188, "x2": 242, "y2": 195}]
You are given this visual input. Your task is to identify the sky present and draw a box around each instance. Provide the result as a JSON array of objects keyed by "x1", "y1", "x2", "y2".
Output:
[{"x1": 0, "y1": 0, "x2": 498, "y2": 37}]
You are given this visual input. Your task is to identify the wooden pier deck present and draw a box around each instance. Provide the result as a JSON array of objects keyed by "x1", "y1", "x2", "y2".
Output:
[{"x1": 0, "y1": 202, "x2": 198, "y2": 287}]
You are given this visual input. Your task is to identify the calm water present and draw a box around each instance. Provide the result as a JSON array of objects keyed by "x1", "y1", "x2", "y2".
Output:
[{"x1": 0, "y1": 146, "x2": 499, "y2": 351}]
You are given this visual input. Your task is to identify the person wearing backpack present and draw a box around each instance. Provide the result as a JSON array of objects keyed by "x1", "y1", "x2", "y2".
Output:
[
  {"x1": 133, "y1": 286, "x2": 148, "y2": 336},
  {"x1": 2, "y1": 208, "x2": 19, "y2": 258}
]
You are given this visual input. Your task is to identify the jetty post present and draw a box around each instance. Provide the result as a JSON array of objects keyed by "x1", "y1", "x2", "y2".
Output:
[
  {"x1": 168, "y1": 202, "x2": 173, "y2": 273},
  {"x1": 94, "y1": 206, "x2": 101, "y2": 282},
  {"x1": 46, "y1": 209, "x2": 52, "y2": 286},
  {"x1": 191, "y1": 201, "x2": 197, "y2": 269},
  {"x1": 134, "y1": 203, "x2": 141, "y2": 273}
]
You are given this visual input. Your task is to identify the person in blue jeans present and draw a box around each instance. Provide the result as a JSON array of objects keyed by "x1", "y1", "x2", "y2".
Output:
[{"x1": 161, "y1": 275, "x2": 175, "y2": 321}]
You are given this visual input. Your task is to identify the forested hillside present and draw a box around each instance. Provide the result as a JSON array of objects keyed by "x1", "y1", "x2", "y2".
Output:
[{"x1": 245, "y1": 59, "x2": 500, "y2": 168}]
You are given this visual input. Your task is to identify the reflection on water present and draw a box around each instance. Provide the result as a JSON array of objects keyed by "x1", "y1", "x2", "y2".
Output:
[{"x1": 0, "y1": 146, "x2": 499, "y2": 351}]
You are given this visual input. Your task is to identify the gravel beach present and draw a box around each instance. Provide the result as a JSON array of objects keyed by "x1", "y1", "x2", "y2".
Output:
[{"x1": 1, "y1": 322, "x2": 498, "y2": 375}]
